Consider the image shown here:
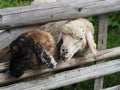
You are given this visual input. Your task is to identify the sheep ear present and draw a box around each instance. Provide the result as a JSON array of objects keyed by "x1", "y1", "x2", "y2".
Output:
[
  {"x1": 34, "y1": 42, "x2": 56, "y2": 68},
  {"x1": 86, "y1": 31, "x2": 97, "y2": 54},
  {"x1": 57, "y1": 32, "x2": 62, "y2": 44},
  {"x1": 56, "y1": 32, "x2": 63, "y2": 59}
]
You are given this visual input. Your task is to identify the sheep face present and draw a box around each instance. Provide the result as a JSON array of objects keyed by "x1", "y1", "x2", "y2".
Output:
[{"x1": 59, "y1": 31, "x2": 86, "y2": 60}]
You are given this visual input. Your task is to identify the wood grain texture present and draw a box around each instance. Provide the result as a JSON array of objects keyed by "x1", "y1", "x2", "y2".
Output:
[
  {"x1": 0, "y1": 46, "x2": 120, "y2": 85},
  {"x1": 0, "y1": 0, "x2": 120, "y2": 29},
  {"x1": 94, "y1": 15, "x2": 108, "y2": 90},
  {"x1": 1, "y1": 59, "x2": 120, "y2": 90}
]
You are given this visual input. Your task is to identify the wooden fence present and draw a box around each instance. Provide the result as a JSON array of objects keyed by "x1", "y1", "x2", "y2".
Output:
[{"x1": 0, "y1": 0, "x2": 120, "y2": 90}]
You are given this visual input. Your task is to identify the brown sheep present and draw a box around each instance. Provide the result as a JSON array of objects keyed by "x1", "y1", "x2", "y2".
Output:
[{"x1": 9, "y1": 29, "x2": 57, "y2": 78}]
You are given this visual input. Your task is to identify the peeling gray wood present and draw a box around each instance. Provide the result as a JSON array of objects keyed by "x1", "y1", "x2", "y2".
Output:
[
  {"x1": 94, "y1": 15, "x2": 108, "y2": 90},
  {"x1": 0, "y1": 0, "x2": 120, "y2": 29},
  {"x1": 1, "y1": 59, "x2": 120, "y2": 90},
  {"x1": 0, "y1": 46, "x2": 120, "y2": 85},
  {"x1": 102, "y1": 85, "x2": 120, "y2": 90}
]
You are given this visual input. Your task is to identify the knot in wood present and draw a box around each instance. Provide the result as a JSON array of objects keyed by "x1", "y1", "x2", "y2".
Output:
[
  {"x1": 0, "y1": 15, "x2": 2, "y2": 19},
  {"x1": 78, "y1": 8, "x2": 82, "y2": 12}
]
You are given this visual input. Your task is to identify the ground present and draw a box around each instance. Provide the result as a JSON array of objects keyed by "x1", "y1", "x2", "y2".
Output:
[{"x1": 0, "y1": 0, "x2": 120, "y2": 90}]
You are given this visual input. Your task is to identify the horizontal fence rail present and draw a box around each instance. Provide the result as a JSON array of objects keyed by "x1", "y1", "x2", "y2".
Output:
[
  {"x1": 1, "y1": 59, "x2": 120, "y2": 90},
  {"x1": 102, "y1": 85, "x2": 120, "y2": 90},
  {"x1": 0, "y1": 0, "x2": 120, "y2": 29},
  {"x1": 0, "y1": 46, "x2": 120, "y2": 85}
]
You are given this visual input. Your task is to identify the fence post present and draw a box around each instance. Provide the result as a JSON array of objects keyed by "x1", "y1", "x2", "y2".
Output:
[{"x1": 94, "y1": 14, "x2": 108, "y2": 90}]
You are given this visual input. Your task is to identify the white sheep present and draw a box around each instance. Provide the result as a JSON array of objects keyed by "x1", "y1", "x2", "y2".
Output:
[{"x1": 39, "y1": 19, "x2": 97, "y2": 60}]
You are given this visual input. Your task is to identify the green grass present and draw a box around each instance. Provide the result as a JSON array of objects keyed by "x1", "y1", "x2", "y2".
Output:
[
  {"x1": 0, "y1": 0, "x2": 120, "y2": 90},
  {"x1": 0, "y1": 0, "x2": 32, "y2": 8}
]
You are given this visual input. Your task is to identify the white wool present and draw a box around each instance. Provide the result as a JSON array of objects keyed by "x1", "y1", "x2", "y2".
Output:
[
  {"x1": 61, "y1": 18, "x2": 94, "y2": 39},
  {"x1": 39, "y1": 20, "x2": 68, "y2": 42},
  {"x1": 39, "y1": 18, "x2": 96, "y2": 55}
]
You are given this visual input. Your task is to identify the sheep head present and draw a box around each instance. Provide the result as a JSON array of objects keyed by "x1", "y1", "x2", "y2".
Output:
[
  {"x1": 57, "y1": 28, "x2": 86, "y2": 60},
  {"x1": 9, "y1": 34, "x2": 35, "y2": 78},
  {"x1": 57, "y1": 19, "x2": 96, "y2": 61},
  {"x1": 9, "y1": 30, "x2": 57, "y2": 78}
]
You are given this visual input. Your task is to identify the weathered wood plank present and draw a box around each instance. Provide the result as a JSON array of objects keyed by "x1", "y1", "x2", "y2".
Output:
[
  {"x1": 94, "y1": 15, "x2": 108, "y2": 90},
  {"x1": 0, "y1": 46, "x2": 120, "y2": 85},
  {"x1": 1, "y1": 59, "x2": 120, "y2": 90},
  {"x1": 97, "y1": 15, "x2": 108, "y2": 50},
  {"x1": 102, "y1": 85, "x2": 120, "y2": 90},
  {"x1": 0, "y1": 0, "x2": 120, "y2": 29}
]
